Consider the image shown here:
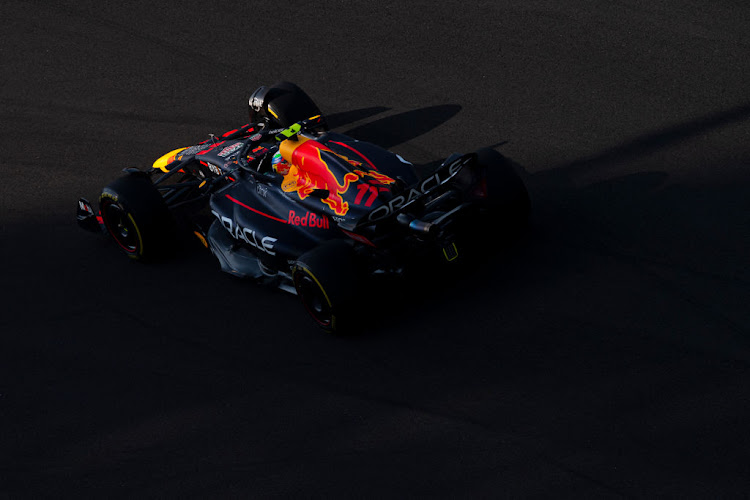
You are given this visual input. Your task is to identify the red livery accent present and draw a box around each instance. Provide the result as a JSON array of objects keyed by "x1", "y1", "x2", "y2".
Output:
[
  {"x1": 330, "y1": 141, "x2": 379, "y2": 170},
  {"x1": 197, "y1": 140, "x2": 226, "y2": 156},
  {"x1": 225, "y1": 194, "x2": 288, "y2": 224},
  {"x1": 341, "y1": 229, "x2": 376, "y2": 247}
]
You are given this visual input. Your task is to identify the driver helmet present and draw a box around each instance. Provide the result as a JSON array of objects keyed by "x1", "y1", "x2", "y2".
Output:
[
  {"x1": 272, "y1": 151, "x2": 290, "y2": 174},
  {"x1": 248, "y1": 86, "x2": 270, "y2": 125}
]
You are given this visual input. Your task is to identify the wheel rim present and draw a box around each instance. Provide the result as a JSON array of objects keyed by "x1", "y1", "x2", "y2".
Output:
[
  {"x1": 102, "y1": 201, "x2": 140, "y2": 254},
  {"x1": 294, "y1": 271, "x2": 332, "y2": 328}
]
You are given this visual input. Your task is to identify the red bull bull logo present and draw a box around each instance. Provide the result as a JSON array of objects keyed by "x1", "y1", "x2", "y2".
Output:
[
  {"x1": 353, "y1": 169, "x2": 396, "y2": 186},
  {"x1": 278, "y1": 137, "x2": 394, "y2": 216}
]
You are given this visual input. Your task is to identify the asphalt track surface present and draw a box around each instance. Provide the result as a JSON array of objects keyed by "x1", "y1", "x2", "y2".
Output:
[{"x1": 2, "y1": 1, "x2": 749, "y2": 497}]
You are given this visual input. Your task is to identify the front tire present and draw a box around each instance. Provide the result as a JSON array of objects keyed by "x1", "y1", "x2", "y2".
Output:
[{"x1": 99, "y1": 173, "x2": 175, "y2": 261}]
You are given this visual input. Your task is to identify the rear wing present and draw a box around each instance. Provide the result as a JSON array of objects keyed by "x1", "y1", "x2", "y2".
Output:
[{"x1": 364, "y1": 153, "x2": 474, "y2": 223}]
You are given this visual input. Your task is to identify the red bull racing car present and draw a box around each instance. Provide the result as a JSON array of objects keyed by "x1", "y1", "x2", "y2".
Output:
[{"x1": 77, "y1": 82, "x2": 530, "y2": 333}]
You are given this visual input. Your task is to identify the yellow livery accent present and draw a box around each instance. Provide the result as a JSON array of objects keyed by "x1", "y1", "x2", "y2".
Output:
[
  {"x1": 193, "y1": 231, "x2": 208, "y2": 248},
  {"x1": 153, "y1": 147, "x2": 187, "y2": 172},
  {"x1": 127, "y1": 213, "x2": 144, "y2": 259},
  {"x1": 279, "y1": 136, "x2": 310, "y2": 165},
  {"x1": 442, "y1": 242, "x2": 459, "y2": 262}
]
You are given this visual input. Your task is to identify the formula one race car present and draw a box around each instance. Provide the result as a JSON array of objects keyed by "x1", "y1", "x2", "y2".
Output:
[{"x1": 77, "y1": 82, "x2": 530, "y2": 333}]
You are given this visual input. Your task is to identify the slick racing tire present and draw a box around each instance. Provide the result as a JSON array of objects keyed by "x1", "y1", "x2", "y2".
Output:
[
  {"x1": 249, "y1": 81, "x2": 326, "y2": 130},
  {"x1": 475, "y1": 148, "x2": 531, "y2": 233},
  {"x1": 99, "y1": 173, "x2": 175, "y2": 261},
  {"x1": 292, "y1": 240, "x2": 357, "y2": 334}
]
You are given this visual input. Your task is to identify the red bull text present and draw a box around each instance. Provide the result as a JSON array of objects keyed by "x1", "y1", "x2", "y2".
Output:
[{"x1": 287, "y1": 210, "x2": 330, "y2": 229}]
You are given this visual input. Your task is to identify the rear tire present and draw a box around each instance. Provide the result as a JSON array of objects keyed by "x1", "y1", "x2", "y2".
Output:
[
  {"x1": 292, "y1": 240, "x2": 357, "y2": 334},
  {"x1": 99, "y1": 173, "x2": 175, "y2": 261},
  {"x1": 475, "y1": 148, "x2": 530, "y2": 233}
]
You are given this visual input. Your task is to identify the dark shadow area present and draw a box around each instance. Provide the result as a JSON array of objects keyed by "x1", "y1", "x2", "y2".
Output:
[
  {"x1": 349, "y1": 102, "x2": 750, "y2": 348},
  {"x1": 3, "y1": 105, "x2": 750, "y2": 500},
  {"x1": 343, "y1": 104, "x2": 462, "y2": 150}
]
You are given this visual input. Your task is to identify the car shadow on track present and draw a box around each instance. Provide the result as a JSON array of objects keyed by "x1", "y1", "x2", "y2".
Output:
[
  {"x1": 351, "y1": 101, "x2": 750, "y2": 340},
  {"x1": 342, "y1": 104, "x2": 462, "y2": 150}
]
